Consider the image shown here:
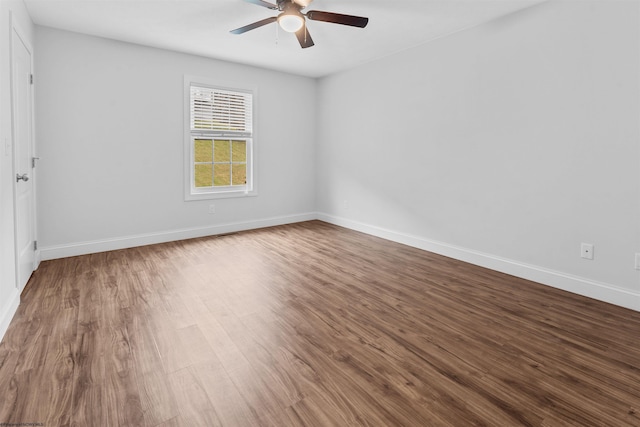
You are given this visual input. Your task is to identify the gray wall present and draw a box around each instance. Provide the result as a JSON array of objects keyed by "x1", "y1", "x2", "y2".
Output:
[
  {"x1": 316, "y1": 1, "x2": 640, "y2": 310},
  {"x1": 35, "y1": 27, "x2": 317, "y2": 253}
]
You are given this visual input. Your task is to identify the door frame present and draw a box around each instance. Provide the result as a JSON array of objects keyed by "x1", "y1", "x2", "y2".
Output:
[{"x1": 10, "y1": 11, "x2": 38, "y2": 292}]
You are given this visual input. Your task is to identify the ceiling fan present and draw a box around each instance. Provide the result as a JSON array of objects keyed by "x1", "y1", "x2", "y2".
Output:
[{"x1": 230, "y1": 0, "x2": 369, "y2": 49}]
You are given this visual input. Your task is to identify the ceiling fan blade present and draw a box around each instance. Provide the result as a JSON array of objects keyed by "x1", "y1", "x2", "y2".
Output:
[
  {"x1": 243, "y1": 0, "x2": 278, "y2": 10},
  {"x1": 295, "y1": 25, "x2": 315, "y2": 49},
  {"x1": 306, "y1": 10, "x2": 369, "y2": 28},
  {"x1": 230, "y1": 17, "x2": 277, "y2": 34}
]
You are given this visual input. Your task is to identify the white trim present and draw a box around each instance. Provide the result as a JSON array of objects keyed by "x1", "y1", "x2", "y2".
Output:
[
  {"x1": 39, "y1": 212, "x2": 316, "y2": 261},
  {"x1": 0, "y1": 288, "x2": 20, "y2": 344},
  {"x1": 35, "y1": 247, "x2": 41, "y2": 270},
  {"x1": 317, "y1": 212, "x2": 640, "y2": 312},
  {"x1": 184, "y1": 75, "x2": 258, "y2": 201}
]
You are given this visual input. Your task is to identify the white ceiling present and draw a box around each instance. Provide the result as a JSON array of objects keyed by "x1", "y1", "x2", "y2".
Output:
[{"x1": 24, "y1": 0, "x2": 545, "y2": 78}]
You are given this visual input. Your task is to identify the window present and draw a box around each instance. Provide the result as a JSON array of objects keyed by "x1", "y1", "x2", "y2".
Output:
[{"x1": 184, "y1": 76, "x2": 256, "y2": 200}]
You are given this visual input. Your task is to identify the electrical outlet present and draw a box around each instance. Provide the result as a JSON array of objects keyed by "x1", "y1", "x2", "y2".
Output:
[
  {"x1": 343, "y1": 200, "x2": 349, "y2": 211},
  {"x1": 580, "y1": 243, "x2": 594, "y2": 260},
  {"x1": 208, "y1": 204, "x2": 215, "y2": 214},
  {"x1": 635, "y1": 253, "x2": 640, "y2": 270}
]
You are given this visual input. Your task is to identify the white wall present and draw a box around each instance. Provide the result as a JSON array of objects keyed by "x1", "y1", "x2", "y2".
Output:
[
  {"x1": 35, "y1": 27, "x2": 316, "y2": 257},
  {"x1": 0, "y1": 0, "x2": 34, "y2": 342},
  {"x1": 317, "y1": 1, "x2": 640, "y2": 311}
]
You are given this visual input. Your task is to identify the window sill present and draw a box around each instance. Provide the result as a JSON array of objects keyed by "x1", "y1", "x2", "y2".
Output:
[{"x1": 185, "y1": 190, "x2": 258, "y2": 202}]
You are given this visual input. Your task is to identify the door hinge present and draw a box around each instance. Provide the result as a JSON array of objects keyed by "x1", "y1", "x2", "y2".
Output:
[
  {"x1": 33, "y1": 240, "x2": 38, "y2": 251},
  {"x1": 30, "y1": 74, "x2": 33, "y2": 85}
]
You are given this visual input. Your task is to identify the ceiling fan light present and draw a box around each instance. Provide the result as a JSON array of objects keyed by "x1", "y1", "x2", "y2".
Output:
[{"x1": 278, "y1": 14, "x2": 304, "y2": 33}]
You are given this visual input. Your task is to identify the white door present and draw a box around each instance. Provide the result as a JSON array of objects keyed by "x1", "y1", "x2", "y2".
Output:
[{"x1": 12, "y1": 26, "x2": 35, "y2": 292}]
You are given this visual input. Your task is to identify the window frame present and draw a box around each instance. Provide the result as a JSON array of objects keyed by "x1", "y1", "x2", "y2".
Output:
[{"x1": 184, "y1": 75, "x2": 258, "y2": 201}]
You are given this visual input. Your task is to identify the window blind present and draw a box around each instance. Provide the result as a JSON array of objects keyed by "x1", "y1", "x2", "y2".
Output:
[{"x1": 190, "y1": 85, "x2": 253, "y2": 137}]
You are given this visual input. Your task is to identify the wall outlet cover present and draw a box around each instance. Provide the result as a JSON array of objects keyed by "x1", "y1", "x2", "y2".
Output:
[{"x1": 580, "y1": 243, "x2": 594, "y2": 260}]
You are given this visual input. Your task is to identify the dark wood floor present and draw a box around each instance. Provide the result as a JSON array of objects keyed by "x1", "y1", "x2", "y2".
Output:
[{"x1": 0, "y1": 221, "x2": 638, "y2": 426}]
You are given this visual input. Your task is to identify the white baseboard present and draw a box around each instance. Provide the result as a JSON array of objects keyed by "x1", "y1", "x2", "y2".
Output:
[
  {"x1": 40, "y1": 212, "x2": 317, "y2": 261},
  {"x1": 36, "y1": 211, "x2": 640, "y2": 312},
  {"x1": 0, "y1": 288, "x2": 20, "y2": 343},
  {"x1": 317, "y1": 212, "x2": 640, "y2": 312}
]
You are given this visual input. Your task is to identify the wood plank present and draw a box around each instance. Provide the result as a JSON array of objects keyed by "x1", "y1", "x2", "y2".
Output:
[
  {"x1": 0, "y1": 221, "x2": 638, "y2": 426},
  {"x1": 166, "y1": 367, "x2": 223, "y2": 426}
]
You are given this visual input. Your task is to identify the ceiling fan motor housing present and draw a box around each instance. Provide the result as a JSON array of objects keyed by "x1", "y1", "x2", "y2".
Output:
[{"x1": 276, "y1": 0, "x2": 304, "y2": 11}]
